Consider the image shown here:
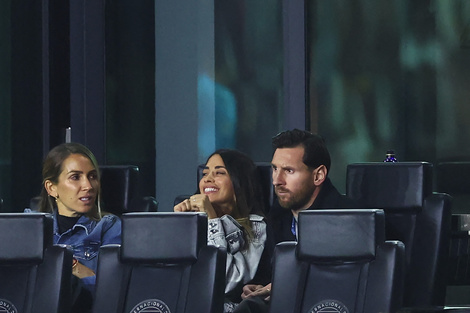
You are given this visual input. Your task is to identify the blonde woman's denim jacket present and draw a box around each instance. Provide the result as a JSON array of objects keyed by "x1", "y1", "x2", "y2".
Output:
[{"x1": 52, "y1": 210, "x2": 122, "y2": 293}]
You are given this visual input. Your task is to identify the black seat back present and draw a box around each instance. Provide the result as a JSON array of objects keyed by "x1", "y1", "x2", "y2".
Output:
[
  {"x1": 436, "y1": 161, "x2": 470, "y2": 214},
  {"x1": 436, "y1": 162, "x2": 470, "y2": 288},
  {"x1": 269, "y1": 209, "x2": 405, "y2": 313},
  {"x1": 346, "y1": 162, "x2": 452, "y2": 307},
  {"x1": 100, "y1": 165, "x2": 158, "y2": 215},
  {"x1": 92, "y1": 212, "x2": 226, "y2": 313},
  {"x1": 0, "y1": 213, "x2": 73, "y2": 313}
]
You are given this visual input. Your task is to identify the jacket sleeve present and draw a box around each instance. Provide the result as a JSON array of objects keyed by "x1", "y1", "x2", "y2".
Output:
[
  {"x1": 207, "y1": 214, "x2": 267, "y2": 294},
  {"x1": 101, "y1": 214, "x2": 122, "y2": 245}
]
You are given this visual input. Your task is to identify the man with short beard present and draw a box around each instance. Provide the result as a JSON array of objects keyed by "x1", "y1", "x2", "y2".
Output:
[{"x1": 232, "y1": 129, "x2": 359, "y2": 313}]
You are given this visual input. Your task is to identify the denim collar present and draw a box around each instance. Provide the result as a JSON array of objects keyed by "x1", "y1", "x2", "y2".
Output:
[{"x1": 53, "y1": 209, "x2": 94, "y2": 236}]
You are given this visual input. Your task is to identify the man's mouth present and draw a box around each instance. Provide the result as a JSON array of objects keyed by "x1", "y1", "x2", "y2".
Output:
[{"x1": 275, "y1": 187, "x2": 289, "y2": 194}]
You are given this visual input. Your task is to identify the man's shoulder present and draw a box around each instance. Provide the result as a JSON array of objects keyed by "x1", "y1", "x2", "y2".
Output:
[
  {"x1": 315, "y1": 178, "x2": 363, "y2": 209},
  {"x1": 333, "y1": 193, "x2": 363, "y2": 208}
]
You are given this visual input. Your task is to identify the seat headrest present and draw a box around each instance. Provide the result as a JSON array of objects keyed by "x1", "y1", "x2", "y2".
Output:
[
  {"x1": 0, "y1": 213, "x2": 53, "y2": 264},
  {"x1": 436, "y1": 161, "x2": 470, "y2": 195},
  {"x1": 100, "y1": 165, "x2": 140, "y2": 213},
  {"x1": 346, "y1": 162, "x2": 433, "y2": 210},
  {"x1": 121, "y1": 212, "x2": 208, "y2": 263},
  {"x1": 297, "y1": 209, "x2": 385, "y2": 262}
]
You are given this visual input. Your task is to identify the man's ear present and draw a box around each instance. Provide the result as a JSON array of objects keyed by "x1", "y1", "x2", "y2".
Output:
[
  {"x1": 313, "y1": 165, "x2": 327, "y2": 186},
  {"x1": 44, "y1": 180, "x2": 57, "y2": 198}
]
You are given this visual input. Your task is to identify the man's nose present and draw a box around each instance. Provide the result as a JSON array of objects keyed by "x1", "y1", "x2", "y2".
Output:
[{"x1": 272, "y1": 170, "x2": 283, "y2": 186}]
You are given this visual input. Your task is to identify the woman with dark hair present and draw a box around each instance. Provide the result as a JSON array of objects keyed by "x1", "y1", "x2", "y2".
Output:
[
  {"x1": 174, "y1": 149, "x2": 268, "y2": 313},
  {"x1": 37, "y1": 142, "x2": 121, "y2": 311}
]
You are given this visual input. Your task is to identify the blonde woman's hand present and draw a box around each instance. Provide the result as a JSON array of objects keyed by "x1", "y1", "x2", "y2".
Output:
[{"x1": 72, "y1": 259, "x2": 95, "y2": 279}]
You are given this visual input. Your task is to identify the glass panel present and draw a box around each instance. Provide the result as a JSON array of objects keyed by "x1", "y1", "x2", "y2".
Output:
[
  {"x1": 105, "y1": 1, "x2": 156, "y2": 197},
  {"x1": 308, "y1": 0, "x2": 470, "y2": 192},
  {"x1": 213, "y1": 1, "x2": 284, "y2": 162}
]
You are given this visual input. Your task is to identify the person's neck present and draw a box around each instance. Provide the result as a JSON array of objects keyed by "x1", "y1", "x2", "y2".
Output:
[
  {"x1": 57, "y1": 207, "x2": 81, "y2": 218},
  {"x1": 213, "y1": 202, "x2": 238, "y2": 219}
]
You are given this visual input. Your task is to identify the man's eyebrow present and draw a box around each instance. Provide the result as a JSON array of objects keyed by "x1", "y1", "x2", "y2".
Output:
[{"x1": 276, "y1": 164, "x2": 295, "y2": 170}]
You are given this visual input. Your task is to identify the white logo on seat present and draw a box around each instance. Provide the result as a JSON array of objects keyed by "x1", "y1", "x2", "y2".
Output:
[
  {"x1": 0, "y1": 299, "x2": 18, "y2": 313},
  {"x1": 309, "y1": 299, "x2": 349, "y2": 313},
  {"x1": 130, "y1": 299, "x2": 171, "y2": 313}
]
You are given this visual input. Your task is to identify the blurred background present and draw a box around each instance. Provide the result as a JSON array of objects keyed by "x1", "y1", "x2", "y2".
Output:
[{"x1": 0, "y1": 0, "x2": 469, "y2": 210}]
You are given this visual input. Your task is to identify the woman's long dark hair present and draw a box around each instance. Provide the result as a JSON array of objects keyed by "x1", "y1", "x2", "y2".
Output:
[
  {"x1": 39, "y1": 142, "x2": 102, "y2": 220},
  {"x1": 204, "y1": 149, "x2": 266, "y2": 242}
]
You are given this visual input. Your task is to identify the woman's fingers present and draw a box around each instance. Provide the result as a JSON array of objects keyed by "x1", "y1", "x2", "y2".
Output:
[{"x1": 174, "y1": 199, "x2": 192, "y2": 212}]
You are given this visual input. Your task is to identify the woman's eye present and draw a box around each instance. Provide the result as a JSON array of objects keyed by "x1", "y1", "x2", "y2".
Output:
[
  {"x1": 70, "y1": 174, "x2": 80, "y2": 180},
  {"x1": 216, "y1": 171, "x2": 226, "y2": 175},
  {"x1": 202, "y1": 172, "x2": 208, "y2": 177}
]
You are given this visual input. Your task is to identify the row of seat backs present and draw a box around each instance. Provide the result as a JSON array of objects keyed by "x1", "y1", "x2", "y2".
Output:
[
  {"x1": 270, "y1": 209, "x2": 406, "y2": 313},
  {"x1": 0, "y1": 212, "x2": 226, "y2": 313},
  {"x1": 0, "y1": 211, "x2": 404, "y2": 313},
  {"x1": 0, "y1": 213, "x2": 73, "y2": 313},
  {"x1": 346, "y1": 162, "x2": 452, "y2": 307}
]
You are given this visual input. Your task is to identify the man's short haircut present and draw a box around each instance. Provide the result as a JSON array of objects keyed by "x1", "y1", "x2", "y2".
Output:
[{"x1": 272, "y1": 129, "x2": 331, "y2": 172}]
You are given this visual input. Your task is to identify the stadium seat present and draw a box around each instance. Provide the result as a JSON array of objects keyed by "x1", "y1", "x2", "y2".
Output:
[
  {"x1": 269, "y1": 209, "x2": 406, "y2": 313},
  {"x1": 92, "y1": 212, "x2": 226, "y2": 313}
]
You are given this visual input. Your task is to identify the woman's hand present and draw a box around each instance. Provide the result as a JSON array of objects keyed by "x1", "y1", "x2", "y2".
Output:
[
  {"x1": 241, "y1": 283, "x2": 272, "y2": 301},
  {"x1": 72, "y1": 259, "x2": 95, "y2": 279},
  {"x1": 173, "y1": 194, "x2": 217, "y2": 219}
]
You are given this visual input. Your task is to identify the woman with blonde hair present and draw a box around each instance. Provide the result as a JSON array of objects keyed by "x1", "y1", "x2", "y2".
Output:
[{"x1": 38, "y1": 142, "x2": 121, "y2": 312}]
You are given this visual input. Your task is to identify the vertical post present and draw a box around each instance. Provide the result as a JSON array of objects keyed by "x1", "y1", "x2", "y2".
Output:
[
  {"x1": 282, "y1": 0, "x2": 308, "y2": 130},
  {"x1": 155, "y1": 0, "x2": 214, "y2": 209},
  {"x1": 69, "y1": 0, "x2": 106, "y2": 163}
]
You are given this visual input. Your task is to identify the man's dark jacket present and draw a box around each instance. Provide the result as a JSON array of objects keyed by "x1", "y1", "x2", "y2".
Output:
[
  {"x1": 268, "y1": 177, "x2": 361, "y2": 244},
  {"x1": 250, "y1": 177, "x2": 361, "y2": 286}
]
